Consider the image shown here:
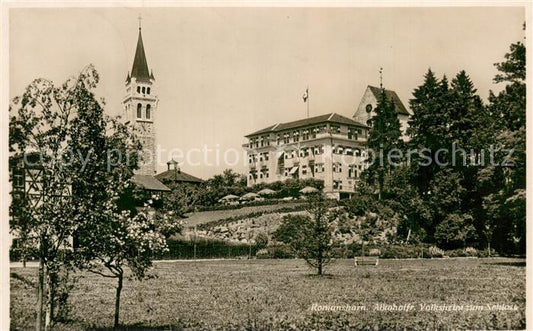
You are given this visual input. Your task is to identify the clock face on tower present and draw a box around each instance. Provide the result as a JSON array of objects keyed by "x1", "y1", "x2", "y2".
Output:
[{"x1": 138, "y1": 121, "x2": 152, "y2": 135}]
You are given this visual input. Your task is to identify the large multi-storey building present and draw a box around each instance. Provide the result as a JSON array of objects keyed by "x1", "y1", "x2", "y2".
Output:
[{"x1": 244, "y1": 113, "x2": 369, "y2": 199}]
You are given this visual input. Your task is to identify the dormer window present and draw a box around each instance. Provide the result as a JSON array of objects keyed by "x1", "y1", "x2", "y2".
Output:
[
  {"x1": 137, "y1": 103, "x2": 142, "y2": 118},
  {"x1": 146, "y1": 104, "x2": 151, "y2": 119}
]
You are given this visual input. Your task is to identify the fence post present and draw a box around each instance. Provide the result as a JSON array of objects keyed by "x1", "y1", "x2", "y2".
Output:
[{"x1": 193, "y1": 226, "x2": 197, "y2": 260}]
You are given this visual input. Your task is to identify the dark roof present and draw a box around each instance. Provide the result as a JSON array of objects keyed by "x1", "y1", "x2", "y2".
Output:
[
  {"x1": 367, "y1": 86, "x2": 410, "y2": 115},
  {"x1": 246, "y1": 113, "x2": 367, "y2": 137},
  {"x1": 155, "y1": 170, "x2": 204, "y2": 184},
  {"x1": 131, "y1": 28, "x2": 152, "y2": 82},
  {"x1": 132, "y1": 175, "x2": 170, "y2": 192}
]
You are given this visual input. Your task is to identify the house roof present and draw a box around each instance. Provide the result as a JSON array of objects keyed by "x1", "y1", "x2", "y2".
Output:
[
  {"x1": 155, "y1": 170, "x2": 204, "y2": 184},
  {"x1": 131, "y1": 27, "x2": 152, "y2": 82},
  {"x1": 132, "y1": 174, "x2": 170, "y2": 192},
  {"x1": 367, "y1": 86, "x2": 410, "y2": 115},
  {"x1": 245, "y1": 112, "x2": 367, "y2": 137}
]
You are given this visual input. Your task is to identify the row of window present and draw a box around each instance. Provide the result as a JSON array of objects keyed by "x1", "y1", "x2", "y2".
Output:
[
  {"x1": 283, "y1": 146, "x2": 325, "y2": 159},
  {"x1": 136, "y1": 103, "x2": 152, "y2": 120},
  {"x1": 278, "y1": 125, "x2": 327, "y2": 144},
  {"x1": 248, "y1": 152, "x2": 270, "y2": 164},
  {"x1": 250, "y1": 143, "x2": 364, "y2": 163},
  {"x1": 333, "y1": 145, "x2": 364, "y2": 156},
  {"x1": 248, "y1": 125, "x2": 367, "y2": 148},
  {"x1": 136, "y1": 86, "x2": 151, "y2": 95},
  {"x1": 250, "y1": 164, "x2": 362, "y2": 183},
  {"x1": 248, "y1": 135, "x2": 271, "y2": 148},
  {"x1": 249, "y1": 170, "x2": 269, "y2": 180}
]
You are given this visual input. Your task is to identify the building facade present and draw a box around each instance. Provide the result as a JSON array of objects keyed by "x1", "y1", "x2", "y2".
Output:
[
  {"x1": 123, "y1": 24, "x2": 159, "y2": 176},
  {"x1": 353, "y1": 85, "x2": 411, "y2": 141},
  {"x1": 244, "y1": 113, "x2": 369, "y2": 199}
]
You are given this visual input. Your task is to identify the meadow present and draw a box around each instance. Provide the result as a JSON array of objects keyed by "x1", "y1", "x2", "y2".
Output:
[{"x1": 10, "y1": 258, "x2": 525, "y2": 330}]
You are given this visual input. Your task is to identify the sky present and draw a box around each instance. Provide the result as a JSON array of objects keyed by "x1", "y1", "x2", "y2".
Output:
[{"x1": 9, "y1": 6, "x2": 526, "y2": 179}]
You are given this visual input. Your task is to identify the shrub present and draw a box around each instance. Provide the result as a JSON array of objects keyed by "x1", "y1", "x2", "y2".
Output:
[
  {"x1": 255, "y1": 248, "x2": 269, "y2": 258},
  {"x1": 464, "y1": 247, "x2": 478, "y2": 256},
  {"x1": 255, "y1": 245, "x2": 295, "y2": 259},
  {"x1": 429, "y1": 246, "x2": 445, "y2": 258},
  {"x1": 255, "y1": 232, "x2": 269, "y2": 250}
]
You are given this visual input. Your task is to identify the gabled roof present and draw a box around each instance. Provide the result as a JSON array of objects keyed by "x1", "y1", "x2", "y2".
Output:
[
  {"x1": 132, "y1": 174, "x2": 170, "y2": 192},
  {"x1": 155, "y1": 170, "x2": 204, "y2": 184},
  {"x1": 367, "y1": 86, "x2": 410, "y2": 115},
  {"x1": 131, "y1": 28, "x2": 152, "y2": 82},
  {"x1": 245, "y1": 112, "x2": 367, "y2": 137}
]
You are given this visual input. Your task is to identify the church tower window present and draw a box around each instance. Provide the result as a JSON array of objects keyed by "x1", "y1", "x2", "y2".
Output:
[
  {"x1": 146, "y1": 104, "x2": 151, "y2": 119},
  {"x1": 137, "y1": 103, "x2": 142, "y2": 118},
  {"x1": 137, "y1": 86, "x2": 141, "y2": 93},
  {"x1": 142, "y1": 86, "x2": 146, "y2": 94},
  {"x1": 147, "y1": 87, "x2": 151, "y2": 95}
]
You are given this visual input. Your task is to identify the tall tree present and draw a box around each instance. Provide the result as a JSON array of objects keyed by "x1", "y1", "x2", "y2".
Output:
[
  {"x1": 9, "y1": 66, "x2": 99, "y2": 330},
  {"x1": 64, "y1": 69, "x2": 182, "y2": 328},
  {"x1": 407, "y1": 70, "x2": 451, "y2": 195},
  {"x1": 479, "y1": 39, "x2": 526, "y2": 254},
  {"x1": 365, "y1": 89, "x2": 402, "y2": 199}
]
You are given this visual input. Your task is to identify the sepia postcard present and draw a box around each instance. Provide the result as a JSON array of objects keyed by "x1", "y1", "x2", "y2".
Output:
[{"x1": 1, "y1": 1, "x2": 531, "y2": 330}]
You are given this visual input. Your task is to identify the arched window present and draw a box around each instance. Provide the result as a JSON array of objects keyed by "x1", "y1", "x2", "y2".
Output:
[
  {"x1": 137, "y1": 86, "x2": 141, "y2": 93},
  {"x1": 142, "y1": 86, "x2": 146, "y2": 94},
  {"x1": 146, "y1": 104, "x2": 151, "y2": 119},
  {"x1": 147, "y1": 87, "x2": 151, "y2": 95},
  {"x1": 137, "y1": 103, "x2": 142, "y2": 118}
]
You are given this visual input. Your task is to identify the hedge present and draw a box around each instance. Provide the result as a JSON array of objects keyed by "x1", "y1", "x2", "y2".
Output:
[{"x1": 156, "y1": 238, "x2": 260, "y2": 260}]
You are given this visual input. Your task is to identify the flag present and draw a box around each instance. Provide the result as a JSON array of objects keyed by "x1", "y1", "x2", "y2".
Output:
[{"x1": 302, "y1": 88, "x2": 308, "y2": 102}]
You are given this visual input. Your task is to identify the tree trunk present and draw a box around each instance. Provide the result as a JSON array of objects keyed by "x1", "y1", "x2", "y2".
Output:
[
  {"x1": 45, "y1": 271, "x2": 57, "y2": 331},
  {"x1": 317, "y1": 244, "x2": 323, "y2": 275},
  {"x1": 45, "y1": 273, "x2": 52, "y2": 331},
  {"x1": 406, "y1": 228, "x2": 411, "y2": 243},
  {"x1": 36, "y1": 258, "x2": 44, "y2": 331},
  {"x1": 114, "y1": 272, "x2": 123, "y2": 328},
  {"x1": 488, "y1": 241, "x2": 491, "y2": 257}
]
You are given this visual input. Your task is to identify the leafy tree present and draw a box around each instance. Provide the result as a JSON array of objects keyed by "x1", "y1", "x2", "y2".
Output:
[
  {"x1": 63, "y1": 68, "x2": 182, "y2": 327},
  {"x1": 273, "y1": 194, "x2": 337, "y2": 275},
  {"x1": 479, "y1": 38, "x2": 526, "y2": 254},
  {"x1": 434, "y1": 213, "x2": 477, "y2": 249},
  {"x1": 426, "y1": 168, "x2": 465, "y2": 240},
  {"x1": 254, "y1": 231, "x2": 269, "y2": 250},
  {"x1": 386, "y1": 166, "x2": 431, "y2": 243},
  {"x1": 9, "y1": 66, "x2": 101, "y2": 330},
  {"x1": 77, "y1": 192, "x2": 182, "y2": 328}
]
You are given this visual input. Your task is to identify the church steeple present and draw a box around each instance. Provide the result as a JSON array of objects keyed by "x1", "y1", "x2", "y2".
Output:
[
  {"x1": 131, "y1": 24, "x2": 152, "y2": 82},
  {"x1": 123, "y1": 17, "x2": 159, "y2": 176}
]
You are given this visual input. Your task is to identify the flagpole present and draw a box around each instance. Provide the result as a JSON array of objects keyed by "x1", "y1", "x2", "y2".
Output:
[{"x1": 306, "y1": 85, "x2": 309, "y2": 118}]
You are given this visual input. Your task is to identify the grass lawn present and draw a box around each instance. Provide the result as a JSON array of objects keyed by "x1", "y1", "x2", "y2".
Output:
[{"x1": 10, "y1": 258, "x2": 525, "y2": 330}]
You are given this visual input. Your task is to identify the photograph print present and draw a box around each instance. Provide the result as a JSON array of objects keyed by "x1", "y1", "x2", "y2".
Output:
[{"x1": 4, "y1": 2, "x2": 529, "y2": 330}]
